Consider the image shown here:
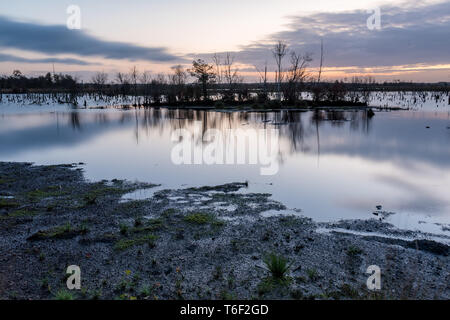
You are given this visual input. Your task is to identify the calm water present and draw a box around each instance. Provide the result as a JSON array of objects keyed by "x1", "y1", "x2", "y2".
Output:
[{"x1": 1, "y1": 93, "x2": 450, "y2": 234}]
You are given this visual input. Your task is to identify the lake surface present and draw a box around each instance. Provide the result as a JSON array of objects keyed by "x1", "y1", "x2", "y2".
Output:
[{"x1": 1, "y1": 92, "x2": 450, "y2": 234}]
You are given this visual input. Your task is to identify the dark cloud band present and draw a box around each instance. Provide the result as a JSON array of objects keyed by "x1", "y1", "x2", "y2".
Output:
[
  {"x1": 195, "y1": 1, "x2": 450, "y2": 69},
  {"x1": 0, "y1": 16, "x2": 180, "y2": 62},
  {"x1": 0, "y1": 53, "x2": 93, "y2": 65}
]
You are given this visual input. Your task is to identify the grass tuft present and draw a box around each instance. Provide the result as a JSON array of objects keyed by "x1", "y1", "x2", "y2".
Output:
[
  {"x1": 54, "y1": 289, "x2": 75, "y2": 300},
  {"x1": 184, "y1": 212, "x2": 213, "y2": 224},
  {"x1": 263, "y1": 253, "x2": 291, "y2": 279},
  {"x1": 114, "y1": 234, "x2": 157, "y2": 251}
]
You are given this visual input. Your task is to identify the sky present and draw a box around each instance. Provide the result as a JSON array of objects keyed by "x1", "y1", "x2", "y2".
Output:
[{"x1": 0, "y1": 0, "x2": 449, "y2": 82}]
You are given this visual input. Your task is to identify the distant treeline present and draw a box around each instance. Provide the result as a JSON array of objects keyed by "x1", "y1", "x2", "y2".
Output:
[
  {"x1": 0, "y1": 70, "x2": 78, "y2": 92},
  {"x1": 1, "y1": 41, "x2": 449, "y2": 107},
  {"x1": 1, "y1": 71, "x2": 448, "y2": 94}
]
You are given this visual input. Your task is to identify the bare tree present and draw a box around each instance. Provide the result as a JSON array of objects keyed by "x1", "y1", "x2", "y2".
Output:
[
  {"x1": 222, "y1": 52, "x2": 240, "y2": 101},
  {"x1": 284, "y1": 51, "x2": 312, "y2": 104},
  {"x1": 212, "y1": 53, "x2": 222, "y2": 85},
  {"x1": 272, "y1": 40, "x2": 288, "y2": 100},
  {"x1": 130, "y1": 66, "x2": 139, "y2": 94},
  {"x1": 92, "y1": 71, "x2": 108, "y2": 86},
  {"x1": 127, "y1": 66, "x2": 140, "y2": 105},
  {"x1": 169, "y1": 65, "x2": 188, "y2": 103},
  {"x1": 171, "y1": 65, "x2": 187, "y2": 87},
  {"x1": 317, "y1": 39, "x2": 324, "y2": 83},
  {"x1": 115, "y1": 72, "x2": 130, "y2": 97},
  {"x1": 140, "y1": 71, "x2": 152, "y2": 105},
  {"x1": 150, "y1": 73, "x2": 166, "y2": 104},
  {"x1": 91, "y1": 71, "x2": 108, "y2": 97},
  {"x1": 313, "y1": 39, "x2": 325, "y2": 102},
  {"x1": 361, "y1": 75, "x2": 375, "y2": 104},
  {"x1": 255, "y1": 62, "x2": 268, "y2": 102}
]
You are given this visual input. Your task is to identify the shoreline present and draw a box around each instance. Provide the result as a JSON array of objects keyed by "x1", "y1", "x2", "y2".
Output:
[
  {"x1": 0, "y1": 162, "x2": 448, "y2": 300},
  {"x1": 0, "y1": 92, "x2": 412, "y2": 113}
]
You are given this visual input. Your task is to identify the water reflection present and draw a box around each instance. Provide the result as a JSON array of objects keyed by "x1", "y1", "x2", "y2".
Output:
[{"x1": 1, "y1": 107, "x2": 449, "y2": 233}]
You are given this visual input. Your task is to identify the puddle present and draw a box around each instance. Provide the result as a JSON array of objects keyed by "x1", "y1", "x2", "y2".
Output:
[
  {"x1": 120, "y1": 186, "x2": 163, "y2": 203},
  {"x1": 316, "y1": 227, "x2": 450, "y2": 246},
  {"x1": 260, "y1": 209, "x2": 303, "y2": 218}
]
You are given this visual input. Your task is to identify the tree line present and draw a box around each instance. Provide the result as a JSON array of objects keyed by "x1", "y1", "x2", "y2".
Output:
[{"x1": 1, "y1": 41, "x2": 448, "y2": 107}]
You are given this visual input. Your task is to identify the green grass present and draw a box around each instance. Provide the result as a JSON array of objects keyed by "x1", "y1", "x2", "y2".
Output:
[
  {"x1": 163, "y1": 208, "x2": 177, "y2": 215},
  {"x1": 184, "y1": 212, "x2": 213, "y2": 224},
  {"x1": 131, "y1": 218, "x2": 163, "y2": 233},
  {"x1": 0, "y1": 199, "x2": 19, "y2": 209},
  {"x1": 257, "y1": 276, "x2": 291, "y2": 296},
  {"x1": 220, "y1": 290, "x2": 236, "y2": 300},
  {"x1": 0, "y1": 209, "x2": 37, "y2": 220},
  {"x1": 139, "y1": 285, "x2": 152, "y2": 297},
  {"x1": 27, "y1": 222, "x2": 87, "y2": 240},
  {"x1": 0, "y1": 177, "x2": 14, "y2": 184},
  {"x1": 26, "y1": 187, "x2": 67, "y2": 201},
  {"x1": 347, "y1": 246, "x2": 363, "y2": 256},
  {"x1": 307, "y1": 268, "x2": 319, "y2": 281},
  {"x1": 114, "y1": 234, "x2": 157, "y2": 251},
  {"x1": 54, "y1": 289, "x2": 75, "y2": 300},
  {"x1": 82, "y1": 185, "x2": 124, "y2": 205},
  {"x1": 119, "y1": 223, "x2": 129, "y2": 235},
  {"x1": 263, "y1": 253, "x2": 291, "y2": 279},
  {"x1": 184, "y1": 212, "x2": 225, "y2": 228},
  {"x1": 134, "y1": 217, "x2": 143, "y2": 227},
  {"x1": 340, "y1": 284, "x2": 359, "y2": 299}
]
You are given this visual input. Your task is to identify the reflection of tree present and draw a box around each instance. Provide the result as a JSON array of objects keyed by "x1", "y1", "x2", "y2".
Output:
[
  {"x1": 61, "y1": 108, "x2": 373, "y2": 161},
  {"x1": 285, "y1": 112, "x2": 305, "y2": 152},
  {"x1": 69, "y1": 112, "x2": 81, "y2": 131}
]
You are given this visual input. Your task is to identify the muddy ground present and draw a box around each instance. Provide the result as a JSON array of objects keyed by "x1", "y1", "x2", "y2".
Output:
[{"x1": 0, "y1": 162, "x2": 448, "y2": 300}]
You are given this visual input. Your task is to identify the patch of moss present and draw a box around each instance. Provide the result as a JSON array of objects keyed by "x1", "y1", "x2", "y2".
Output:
[
  {"x1": 257, "y1": 276, "x2": 292, "y2": 297},
  {"x1": 162, "y1": 208, "x2": 177, "y2": 216},
  {"x1": 307, "y1": 268, "x2": 319, "y2": 282},
  {"x1": 188, "y1": 182, "x2": 248, "y2": 193},
  {"x1": 54, "y1": 289, "x2": 75, "y2": 300},
  {"x1": 347, "y1": 246, "x2": 363, "y2": 256},
  {"x1": 27, "y1": 222, "x2": 87, "y2": 241},
  {"x1": 82, "y1": 185, "x2": 125, "y2": 205},
  {"x1": 2, "y1": 209, "x2": 37, "y2": 219},
  {"x1": 0, "y1": 198, "x2": 19, "y2": 209},
  {"x1": 118, "y1": 200, "x2": 146, "y2": 211},
  {"x1": 183, "y1": 212, "x2": 226, "y2": 240},
  {"x1": 340, "y1": 284, "x2": 360, "y2": 299},
  {"x1": 184, "y1": 212, "x2": 221, "y2": 225},
  {"x1": 114, "y1": 234, "x2": 158, "y2": 251},
  {"x1": 131, "y1": 218, "x2": 163, "y2": 233},
  {"x1": 220, "y1": 290, "x2": 236, "y2": 300},
  {"x1": 25, "y1": 187, "x2": 67, "y2": 202},
  {"x1": 0, "y1": 177, "x2": 14, "y2": 184}
]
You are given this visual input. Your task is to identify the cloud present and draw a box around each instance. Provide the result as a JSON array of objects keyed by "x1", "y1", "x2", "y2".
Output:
[
  {"x1": 0, "y1": 15, "x2": 181, "y2": 63},
  {"x1": 0, "y1": 53, "x2": 93, "y2": 66},
  {"x1": 197, "y1": 1, "x2": 450, "y2": 70}
]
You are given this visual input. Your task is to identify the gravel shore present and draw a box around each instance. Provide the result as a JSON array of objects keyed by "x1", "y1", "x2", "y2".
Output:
[{"x1": 0, "y1": 162, "x2": 448, "y2": 300}]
